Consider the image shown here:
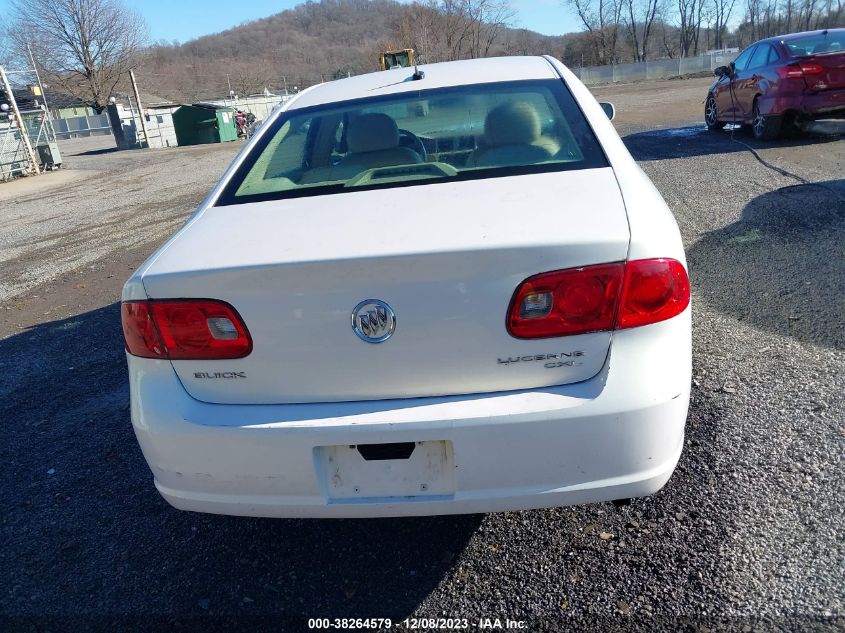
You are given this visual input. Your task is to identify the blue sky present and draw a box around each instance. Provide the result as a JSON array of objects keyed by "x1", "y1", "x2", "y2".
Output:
[{"x1": 0, "y1": 0, "x2": 579, "y2": 44}]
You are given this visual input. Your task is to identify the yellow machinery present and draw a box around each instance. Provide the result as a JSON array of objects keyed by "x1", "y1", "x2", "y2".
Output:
[{"x1": 379, "y1": 49, "x2": 415, "y2": 70}]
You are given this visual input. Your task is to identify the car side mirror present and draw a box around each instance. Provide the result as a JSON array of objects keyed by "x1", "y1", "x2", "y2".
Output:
[
  {"x1": 598, "y1": 101, "x2": 615, "y2": 121},
  {"x1": 714, "y1": 65, "x2": 729, "y2": 77}
]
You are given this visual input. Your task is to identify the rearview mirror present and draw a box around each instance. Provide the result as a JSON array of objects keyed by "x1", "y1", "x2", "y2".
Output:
[
  {"x1": 714, "y1": 65, "x2": 729, "y2": 77},
  {"x1": 598, "y1": 101, "x2": 616, "y2": 121}
]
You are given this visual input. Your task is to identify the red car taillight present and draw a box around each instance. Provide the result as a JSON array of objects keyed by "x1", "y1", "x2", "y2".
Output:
[
  {"x1": 507, "y1": 258, "x2": 689, "y2": 339},
  {"x1": 798, "y1": 63, "x2": 824, "y2": 75},
  {"x1": 616, "y1": 258, "x2": 690, "y2": 329},
  {"x1": 777, "y1": 62, "x2": 824, "y2": 79},
  {"x1": 121, "y1": 299, "x2": 252, "y2": 360},
  {"x1": 507, "y1": 263, "x2": 624, "y2": 338}
]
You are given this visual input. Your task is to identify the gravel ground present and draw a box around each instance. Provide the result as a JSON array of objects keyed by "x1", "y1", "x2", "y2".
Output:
[
  {"x1": 0, "y1": 136, "x2": 240, "y2": 302},
  {"x1": 1, "y1": 81, "x2": 843, "y2": 631}
]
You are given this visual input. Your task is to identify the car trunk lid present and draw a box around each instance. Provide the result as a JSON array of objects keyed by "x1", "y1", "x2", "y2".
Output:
[
  {"x1": 141, "y1": 168, "x2": 630, "y2": 405},
  {"x1": 800, "y1": 52, "x2": 845, "y2": 91}
]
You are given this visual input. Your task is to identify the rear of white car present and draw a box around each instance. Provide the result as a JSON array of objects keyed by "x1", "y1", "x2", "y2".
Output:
[{"x1": 122, "y1": 56, "x2": 691, "y2": 517}]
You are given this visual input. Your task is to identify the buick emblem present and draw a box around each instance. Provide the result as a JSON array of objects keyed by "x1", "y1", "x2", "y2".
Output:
[{"x1": 351, "y1": 299, "x2": 396, "y2": 343}]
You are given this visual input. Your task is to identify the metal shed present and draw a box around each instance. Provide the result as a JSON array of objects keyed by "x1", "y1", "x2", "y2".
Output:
[
  {"x1": 143, "y1": 104, "x2": 179, "y2": 148},
  {"x1": 172, "y1": 104, "x2": 237, "y2": 146}
]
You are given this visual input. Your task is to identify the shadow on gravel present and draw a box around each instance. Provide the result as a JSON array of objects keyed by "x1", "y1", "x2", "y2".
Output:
[
  {"x1": 623, "y1": 122, "x2": 844, "y2": 161},
  {"x1": 0, "y1": 304, "x2": 480, "y2": 621},
  {"x1": 687, "y1": 179, "x2": 845, "y2": 350},
  {"x1": 68, "y1": 146, "x2": 120, "y2": 157}
]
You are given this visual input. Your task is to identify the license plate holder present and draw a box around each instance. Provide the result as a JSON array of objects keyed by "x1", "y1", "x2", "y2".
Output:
[{"x1": 315, "y1": 440, "x2": 455, "y2": 500}]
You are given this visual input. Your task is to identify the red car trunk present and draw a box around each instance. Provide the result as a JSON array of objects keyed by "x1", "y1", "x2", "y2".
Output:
[{"x1": 798, "y1": 52, "x2": 845, "y2": 92}]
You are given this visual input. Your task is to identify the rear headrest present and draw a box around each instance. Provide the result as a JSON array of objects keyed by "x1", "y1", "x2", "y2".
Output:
[
  {"x1": 347, "y1": 113, "x2": 400, "y2": 153},
  {"x1": 484, "y1": 101, "x2": 542, "y2": 147}
]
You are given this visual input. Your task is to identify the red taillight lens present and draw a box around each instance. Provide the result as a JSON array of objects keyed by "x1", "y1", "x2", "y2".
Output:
[
  {"x1": 507, "y1": 258, "x2": 689, "y2": 339},
  {"x1": 617, "y1": 258, "x2": 690, "y2": 329},
  {"x1": 778, "y1": 62, "x2": 824, "y2": 79},
  {"x1": 799, "y1": 63, "x2": 824, "y2": 75},
  {"x1": 777, "y1": 63, "x2": 806, "y2": 78},
  {"x1": 121, "y1": 301, "x2": 166, "y2": 358},
  {"x1": 507, "y1": 263, "x2": 625, "y2": 338},
  {"x1": 121, "y1": 299, "x2": 252, "y2": 360}
]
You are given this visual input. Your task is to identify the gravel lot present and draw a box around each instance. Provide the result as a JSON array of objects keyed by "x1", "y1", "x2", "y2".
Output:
[{"x1": 1, "y1": 78, "x2": 843, "y2": 630}]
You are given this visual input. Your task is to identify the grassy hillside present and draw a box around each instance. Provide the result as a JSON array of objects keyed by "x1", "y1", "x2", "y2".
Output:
[{"x1": 137, "y1": 0, "x2": 568, "y2": 102}]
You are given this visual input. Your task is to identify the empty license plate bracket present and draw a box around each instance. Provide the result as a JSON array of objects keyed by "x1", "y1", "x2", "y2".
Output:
[{"x1": 315, "y1": 440, "x2": 455, "y2": 500}]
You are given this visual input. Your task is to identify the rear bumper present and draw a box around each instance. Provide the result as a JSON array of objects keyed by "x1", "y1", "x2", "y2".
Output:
[
  {"x1": 129, "y1": 310, "x2": 691, "y2": 518},
  {"x1": 762, "y1": 88, "x2": 845, "y2": 117},
  {"x1": 800, "y1": 88, "x2": 845, "y2": 117}
]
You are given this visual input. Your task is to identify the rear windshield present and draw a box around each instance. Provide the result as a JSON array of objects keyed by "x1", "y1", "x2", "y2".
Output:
[
  {"x1": 216, "y1": 79, "x2": 608, "y2": 205},
  {"x1": 784, "y1": 31, "x2": 845, "y2": 56}
]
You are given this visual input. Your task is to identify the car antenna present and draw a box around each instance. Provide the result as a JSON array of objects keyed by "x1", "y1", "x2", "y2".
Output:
[{"x1": 412, "y1": 60, "x2": 425, "y2": 81}]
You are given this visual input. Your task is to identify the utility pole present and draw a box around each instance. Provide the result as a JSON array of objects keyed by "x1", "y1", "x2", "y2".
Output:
[
  {"x1": 27, "y1": 45, "x2": 50, "y2": 114},
  {"x1": 0, "y1": 65, "x2": 40, "y2": 175},
  {"x1": 129, "y1": 69, "x2": 150, "y2": 148}
]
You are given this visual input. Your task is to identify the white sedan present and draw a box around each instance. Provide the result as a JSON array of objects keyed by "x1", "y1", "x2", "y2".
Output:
[{"x1": 122, "y1": 56, "x2": 691, "y2": 517}]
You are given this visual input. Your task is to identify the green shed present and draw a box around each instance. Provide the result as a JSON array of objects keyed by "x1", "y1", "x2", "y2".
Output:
[{"x1": 172, "y1": 104, "x2": 237, "y2": 146}]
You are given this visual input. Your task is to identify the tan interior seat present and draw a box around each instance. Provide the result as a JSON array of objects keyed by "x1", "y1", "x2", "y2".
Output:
[
  {"x1": 336, "y1": 113, "x2": 422, "y2": 172},
  {"x1": 300, "y1": 113, "x2": 422, "y2": 185},
  {"x1": 467, "y1": 101, "x2": 557, "y2": 168}
]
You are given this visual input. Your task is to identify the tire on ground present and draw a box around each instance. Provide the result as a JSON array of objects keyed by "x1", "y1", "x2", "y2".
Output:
[
  {"x1": 752, "y1": 99, "x2": 782, "y2": 141},
  {"x1": 705, "y1": 94, "x2": 726, "y2": 131}
]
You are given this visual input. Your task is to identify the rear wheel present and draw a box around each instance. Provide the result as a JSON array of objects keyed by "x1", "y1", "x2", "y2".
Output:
[
  {"x1": 705, "y1": 94, "x2": 725, "y2": 131},
  {"x1": 752, "y1": 100, "x2": 782, "y2": 141}
]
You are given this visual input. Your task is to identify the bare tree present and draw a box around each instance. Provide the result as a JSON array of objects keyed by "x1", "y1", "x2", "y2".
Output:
[
  {"x1": 0, "y1": 33, "x2": 15, "y2": 67},
  {"x1": 396, "y1": 1, "x2": 450, "y2": 62},
  {"x1": 677, "y1": 0, "x2": 705, "y2": 55},
  {"x1": 623, "y1": 0, "x2": 663, "y2": 60},
  {"x1": 565, "y1": 0, "x2": 624, "y2": 64},
  {"x1": 11, "y1": 0, "x2": 147, "y2": 112},
  {"x1": 737, "y1": 0, "x2": 842, "y2": 42},
  {"x1": 822, "y1": 0, "x2": 844, "y2": 26},
  {"x1": 798, "y1": 0, "x2": 819, "y2": 28},
  {"x1": 711, "y1": 0, "x2": 736, "y2": 49},
  {"x1": 396, "y1": 0, "x2": 514, "y2": 62},
  {"x1": 656, "y1": 20, "x2": 679, "y2": 56},
  {"x1": 466, "y1": 0, "x2": 516, "y2": 58}
]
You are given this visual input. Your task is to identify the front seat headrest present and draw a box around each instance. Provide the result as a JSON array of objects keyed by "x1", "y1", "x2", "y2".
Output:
[
  {"x1": 347, "y1": 113, "x2": 400, "y2": 153},
  {"x1": 484, "y1": 101, "x2": 542, "y2": 147}
]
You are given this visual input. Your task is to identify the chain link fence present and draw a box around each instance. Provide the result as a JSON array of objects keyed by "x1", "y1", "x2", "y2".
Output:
[
  {"x1": 200, "y1": 94, "x2": 291, "y2": 123},
  {"x1": 54, "y1": 112, "x2": 112, "y2": 139},
  {"x1": 1, "y1": 62, "x2": 63, "y2": 180},
  {"x1": 0, "y1": 111, "x2": 62, "y2": 180},
  {"x1": 573, "y1": 52, "x2": 738, "y2": 86}
]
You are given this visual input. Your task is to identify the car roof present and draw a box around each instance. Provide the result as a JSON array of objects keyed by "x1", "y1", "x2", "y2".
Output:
[
  {"x1": 287, "y1": 56, "x2": 559, "y2": 110},
  {"x1": 760, "y1": 27, "x2": 844, "y2": 45}
]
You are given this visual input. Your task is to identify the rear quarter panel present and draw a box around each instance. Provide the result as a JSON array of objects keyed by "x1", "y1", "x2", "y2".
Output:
[{"x1": 544, "y1": 57, "x2": 687, "y2": 266}]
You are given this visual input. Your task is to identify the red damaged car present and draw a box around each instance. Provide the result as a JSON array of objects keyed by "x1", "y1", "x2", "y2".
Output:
[{"x1": 705, "y1": 28, "x2": 845, "y2": 139}]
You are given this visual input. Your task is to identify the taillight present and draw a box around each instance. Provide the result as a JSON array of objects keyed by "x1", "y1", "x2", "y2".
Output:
[
  {"x1": 507, "y1": 263, "x2": 625, "y2": 338},
  {"x1": 778, "y1": 62, "x2": 824, "y2": 78},
  {"x1": 617, "y1": 258, "x2": 690, "y2": 329},
  {"x1": 777, "y1": 63, "x2": 806, "y2": 79},
  {"x1": 507, "y1": 258, "x2": 689, "y2": 339},
  {"x1": 121, "y1": 301, "x2": 165, "y2": 358},
  {"x1": 798, "y1": 63, "x2": 823, "y2": 75},
  {"x1": 121, "y1": 299, "x2": 252, "y2": 360}
]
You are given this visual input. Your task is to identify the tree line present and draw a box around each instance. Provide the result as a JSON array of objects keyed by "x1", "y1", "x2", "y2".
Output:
[
  {"x1": 565, "y1": 0, "x2": 843, "y2": 66},
  {"x1": 1, "y1": 0, "x2": 843, "y2": 111}
]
